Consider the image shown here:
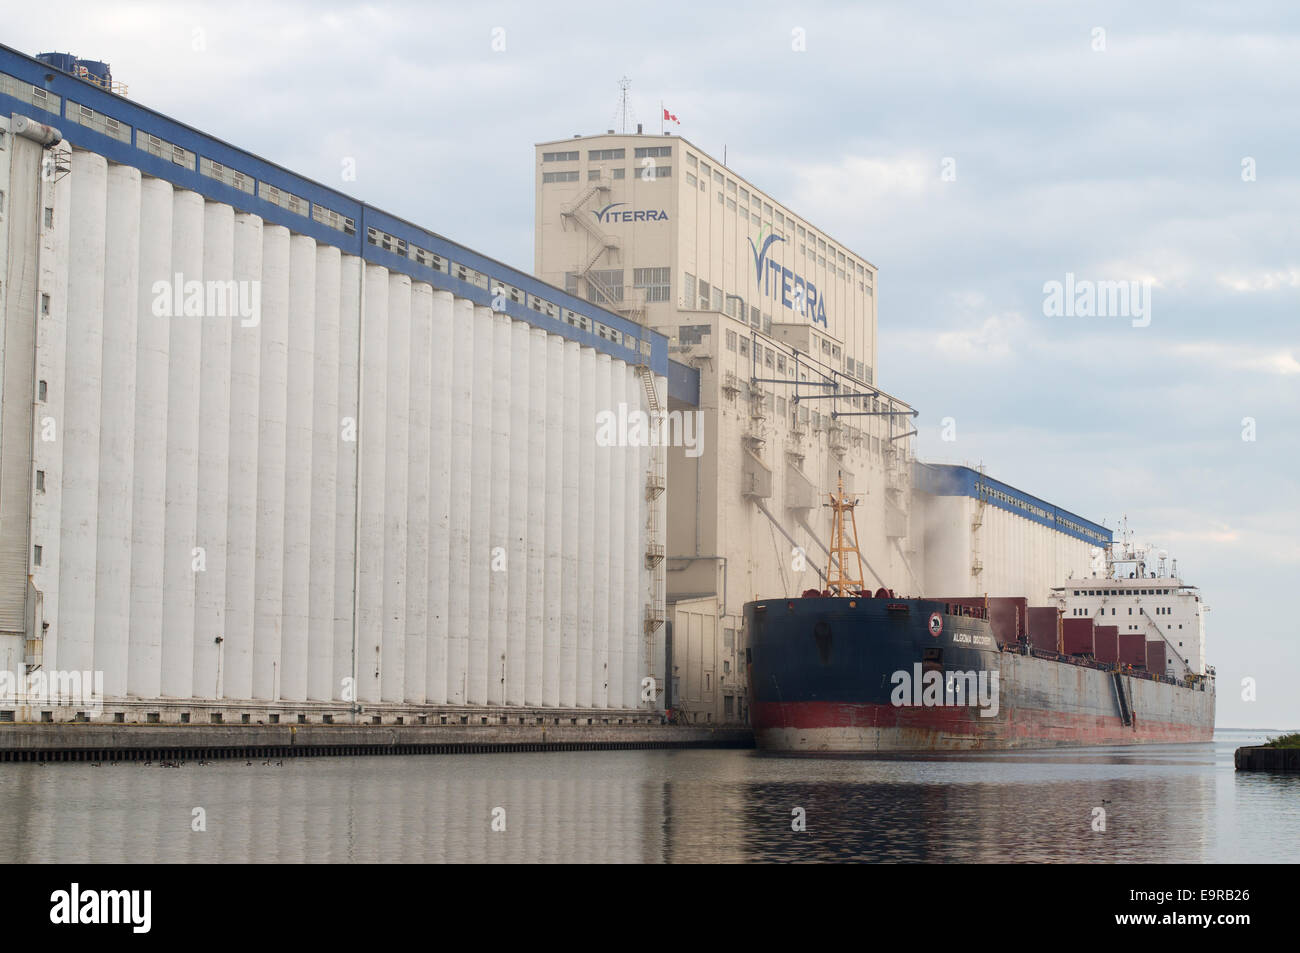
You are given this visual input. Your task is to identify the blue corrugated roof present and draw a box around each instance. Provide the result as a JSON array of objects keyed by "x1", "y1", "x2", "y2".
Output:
[
  {"x1": 912, "y1": 462, "x2": 1112, "y2": 547},
  {"x1": 0, "y1": 42, "x2": 700, "y2": 398}
]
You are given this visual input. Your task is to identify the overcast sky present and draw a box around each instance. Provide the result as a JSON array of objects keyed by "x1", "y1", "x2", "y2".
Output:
[{"x1": 7, "y1": 1, "x2": 1297, "y2": 727}]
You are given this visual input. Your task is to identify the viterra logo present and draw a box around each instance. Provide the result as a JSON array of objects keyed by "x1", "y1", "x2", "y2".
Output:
[
  {"x1": 748, "y1": 228, "x2": 785, "y2": 284},
  {"x1": 748, "y1": 226, "x2": 828, "y2": 327},
  {"x1": 592, "y1": 202, "x2": 670, "y2": 224}
]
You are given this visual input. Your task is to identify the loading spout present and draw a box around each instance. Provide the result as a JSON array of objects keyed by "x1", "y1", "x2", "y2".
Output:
[{"x1": 753, "y1": 499, "x2": 828, "y2": 585}]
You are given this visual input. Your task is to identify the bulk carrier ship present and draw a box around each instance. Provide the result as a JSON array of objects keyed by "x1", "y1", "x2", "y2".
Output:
[{"x1": 744, "y1": 482, "x2": 1216, "y2": 753}]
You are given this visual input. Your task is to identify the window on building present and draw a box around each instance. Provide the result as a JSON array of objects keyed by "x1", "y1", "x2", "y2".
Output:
[
  {"x1": 612, "y1": 168, "x2": 625, "y2": 179},
  {"x1": 725, "y1": 329, "x2": 737, "y2": 352},
  {"x1": 739, "y1": 187, "x2": 749, "y2": 202},
  {"x1": 634, "y1": 267, "x2": 671, "y2": 302},
  {"x1": 542, "y1": 150, "x2": 579, "y2": 162},
  {"x1": 588, "y1": 148, "x2": 625, "y2": 160},
  {"x1": 684, "y1": 273, "x2": 696, "y2": 305},
  {"x1": 726, "y1": 197, "x2": 736, "y2": 210},
  {"x1": 542, "y1": 170, "x2": 579, "y2": 183},
  {"x1": 686, "y1": 172, "x2": 697, "y2": 187},
  {"x1": 584, "y1": 269, "x2": 624, "y2": 304},
  {"x1": 739, "y1": 337, "x2": 749, "y2": 358},
  {"x1": 634, "y1": 145, "x2": 672, "y2": 158},
  {"x1": 750, "y1": 306, "x2": 760, "y2": 327},
  {"x1": 686, "y1": 153, "x2": 697, "y2": 167},
  {"x1": 712, "y1": 287, "x2": 723, "y2": 311},
  {"x1": 698, "y1": 280, "x2": 711, "y2": 310}
]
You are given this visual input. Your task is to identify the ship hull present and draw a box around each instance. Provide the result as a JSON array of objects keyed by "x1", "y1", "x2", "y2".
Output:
[{"x1": 745, "y1": 597, "x2": 1214, "y2": 754}]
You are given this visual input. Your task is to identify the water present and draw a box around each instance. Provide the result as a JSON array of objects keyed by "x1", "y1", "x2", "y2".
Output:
[{"x1": 1, "y1": 728, "x2": 1294, "y2": 863}]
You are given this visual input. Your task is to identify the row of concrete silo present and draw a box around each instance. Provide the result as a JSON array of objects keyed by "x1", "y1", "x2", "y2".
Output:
[{"x1": 24, "y1": 146, "x2": 661, "y2": 709}]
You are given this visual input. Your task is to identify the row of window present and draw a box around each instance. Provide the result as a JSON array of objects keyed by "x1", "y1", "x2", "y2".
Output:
[
  {"x1": 542, "y1": 150, "x2": 580, "y2": 162},
  {"x1": 564, "y1": 268, "x2": 671, "y2": 305},
  {"x1": 687, "y1": 186, "x2": 874, "y2": 293},
  {"x1": 1070, "y1": 607, "x2": 1185, "y2": 631},
  {"x1": 1072, "y1": 588, "x2": 1175, "y2": 596},
  {"x1": 0, "y1": 78, "x2": 367, "y2": 239},
  {"x1": 686, "y1": 273, "x2": 871, "y2": 383},
  {"x1": 1, "y1": 73, "x2": 651, "y2": 372},
  {"x1": 685, "y1": 149, "x2": 873, "y2": 286},
  {"x1": 719, "y1": 328, "x2": 879, "y2": 409},
  {"x1": 359, "y1": 233, "x2": 645, "y2": 355}
]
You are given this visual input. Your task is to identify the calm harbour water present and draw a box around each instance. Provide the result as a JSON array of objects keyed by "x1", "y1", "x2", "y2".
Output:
[{"x1": 1, "y1": 728, "x2": 1295, "y2": 863}]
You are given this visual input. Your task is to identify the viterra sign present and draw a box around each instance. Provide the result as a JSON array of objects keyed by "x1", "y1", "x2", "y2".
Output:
[
  {"x1": 749, "y1": 231, "x2": 828, "y2": 326},
  {"x1": 592, "y1": 202, "x2": 670, "y2": 224}
]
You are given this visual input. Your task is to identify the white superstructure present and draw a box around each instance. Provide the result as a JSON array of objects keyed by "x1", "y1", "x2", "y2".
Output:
[{"x1": 1053, "y1": 529, "x2": 1211, "y2": 679}]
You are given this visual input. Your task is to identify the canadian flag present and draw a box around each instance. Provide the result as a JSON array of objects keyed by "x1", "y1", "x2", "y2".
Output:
[{"x1": 663, "y1": 107, "x2": 680, "y2": 124}]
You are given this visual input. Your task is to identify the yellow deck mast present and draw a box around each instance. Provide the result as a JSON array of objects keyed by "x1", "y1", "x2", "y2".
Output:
[{"x1": 824, "y1": 473, "x2": 865, "y2": 595}]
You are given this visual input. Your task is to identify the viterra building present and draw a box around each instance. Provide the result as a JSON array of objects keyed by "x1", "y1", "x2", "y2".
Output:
[
  {"x1": 0, "y1": 44, "x2": 1112, "y2": 729},
  {"x1": 535, "y1": 132, "x2": 1112, "y2": 723}
]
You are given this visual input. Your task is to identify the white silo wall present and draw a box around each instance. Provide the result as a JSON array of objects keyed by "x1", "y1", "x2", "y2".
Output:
[
  {"x1": 559, "y1": 340, "x2": 581, "y2": 707},
  {"x1": 624, "y1": 366, "x2": 642, "y2": 707},
  {"x1": 506, "y1": 318, "x2": 530, "y2": 706},
  {"x1": 426, "y1": 290, "x2": 455, "y2": 705},
  {"x1": 308, "y1": 244, "x2": 342, "y2": 702},
  {"x1": 592, "y1": 353, "x2": 612, "y2": 708},
  {"x1": 224, "y1": 211, "x2": 264, "y2": 702},
  {"x1": 445, "y1": 296, "x2": 475, "y2": 705},
  {"x1": 22, "y1": 159, "x2": 667, "y2": 711},
  {"x1": 525, "y1": 327, "x2": 549, "y2": 706},
  {"x1": 333, "y1": 254, "x2": 361, "y2": 698},
  {"x1": 59, "y1": 150, "x2": 108, "y2": 678},
  {"x1": 280, "y1": 234, "x2": 317, "y2": 702},
  {"x1": 606, "y1": 362, "x2": 626, "y2": 710},
  {"x1": 487, "y1": 310, "x2": 512, "y2": 705},
  {"x1": 93, "y1": 162, "x2": 141, "y2": 698},
  {"x1": 576, "y1": 346, "x2": 596, "y2": 707},
  {"x1": 654, "y1": 374, "x2": 668, "y2": 704},
  {"x1": 466, "y1": 304, "x2": 493, "y2": 705},
  {"x1": 160, "y1": 189, "x2": 205, "y2": 699},
  {"x1": 403, "y1": 282, "x2": 433, "y2": 704},
  {"x1": 356, "y1": 264, "x2": 389, "y2": 705},
  {"x1": 17, "y1": 138, "x2": 62, "y2": 676},
  {"x1": 252, "y1": 225, "x2": 291, "y2": 701},
  {"x1": 541, "y1": 334, "x2": 564, "y2": 707},
  {"x1": 381, "y1": 273, "x2": 411, "y2": 702},
  {"x1": 127, "y1": 177, "x2": 174, "y2": 699},
  {"x1": 192, "y1": 200, "x2": 234, "y2": 701}
]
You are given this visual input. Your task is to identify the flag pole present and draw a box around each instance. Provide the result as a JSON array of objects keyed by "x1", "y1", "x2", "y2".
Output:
[{"x1": 659, "y1": 100, "x2": 664, "y2": 135}]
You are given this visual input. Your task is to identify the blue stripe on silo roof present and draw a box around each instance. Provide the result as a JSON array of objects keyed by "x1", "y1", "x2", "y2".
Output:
[
  {"x1": 0, "y1": 41, "x2": 674, "y2": 384},
  {"x1": 911, "y1": 462, "x2": 1112, "y2": 547}
]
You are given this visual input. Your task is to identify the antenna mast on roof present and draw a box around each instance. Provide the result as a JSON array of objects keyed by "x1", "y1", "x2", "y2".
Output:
[{"x1": 613, "y1": 77, "x2": 635, "y2": 133}]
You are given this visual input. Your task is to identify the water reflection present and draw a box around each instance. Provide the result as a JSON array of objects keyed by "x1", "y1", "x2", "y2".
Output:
[{"x1": 0, "y1": 731, "x2": 1294, "y2": 863}]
